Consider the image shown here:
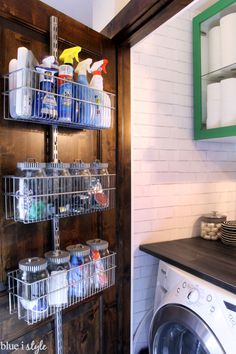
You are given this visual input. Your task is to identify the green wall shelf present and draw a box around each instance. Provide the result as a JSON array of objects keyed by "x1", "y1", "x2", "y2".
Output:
[{"x1": 193, "y1": 0, "x2": 236, "y2": 141}]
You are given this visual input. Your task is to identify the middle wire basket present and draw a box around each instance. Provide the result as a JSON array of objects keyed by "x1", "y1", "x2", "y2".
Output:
[
  {"x1": 4, "y1": 174, "x2": 116, "y2": 223},
  {"x1": 8, "y1": 252, "x2": 116, "y2": 325}
]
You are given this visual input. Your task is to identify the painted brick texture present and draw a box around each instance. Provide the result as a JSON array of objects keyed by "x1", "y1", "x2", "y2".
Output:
[{"x1": 131, "y1": 5, "x2": 236, "y2": 353}]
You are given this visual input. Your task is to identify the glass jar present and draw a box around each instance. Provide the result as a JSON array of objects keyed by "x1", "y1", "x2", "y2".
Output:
[
  {"x1": 69, "y1": 160, "x2": 91, "y2": 213},
  {"x1": 46, "y1": 162, "x2": 72, "y2": 216},
  {"x1": 16, "y1": 161, "x2": 47, "y2": 221},
  {"x1": 89, "y1": 160, "x2": 109, "y2": 210},
  {"x1": 17, "y1": 257, "x2": 49, "y2": 321},
  {"x1": 201, "y1": 211, "x2": 226, "y2": 240},
  {"x1": 44, "y1": 250, "x2": 70, "y2": 307},
  {"x1": 86, "y1": 239, "x2": 109, "y2": 289},
  {"x1": 66, "y1": 244, "x2": 92, "y2": 298}
]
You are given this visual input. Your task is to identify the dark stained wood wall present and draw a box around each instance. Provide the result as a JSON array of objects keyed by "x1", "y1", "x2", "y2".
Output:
[{"x1": 0, "y1": 1, "x2": 120, "y2": 353}]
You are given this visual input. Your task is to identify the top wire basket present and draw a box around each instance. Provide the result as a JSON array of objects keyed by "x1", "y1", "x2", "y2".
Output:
[{"x1": 2, "y1": 68, "x2": 115, "y2": 130}]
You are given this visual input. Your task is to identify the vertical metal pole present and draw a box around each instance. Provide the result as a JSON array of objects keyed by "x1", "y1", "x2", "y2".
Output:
[{"x1": 50, "y1": 15, "x2": 63, "y2": 354}]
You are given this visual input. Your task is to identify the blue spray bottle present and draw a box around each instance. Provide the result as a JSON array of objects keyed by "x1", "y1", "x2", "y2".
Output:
[
  {"x1": 34, "y1": 56, "x2": 58, "y2": 119},
  {"x1": 74, "y1": 58, "x2": 92, "y2": 125},
  {"x1": 58, "y1": 46, "x2": 81, "y2": 122}
]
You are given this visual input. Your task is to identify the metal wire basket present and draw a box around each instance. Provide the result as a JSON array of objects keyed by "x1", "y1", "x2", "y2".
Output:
[
  {"x1": 4, "y1": 174, "x2": 116, "y2": 223},
  {"x1": 3, "y1": 68, "x2": 115, "y2": 129},
  {"x1": 8, "y1": 252, "x2": 116, "y2": 325}
]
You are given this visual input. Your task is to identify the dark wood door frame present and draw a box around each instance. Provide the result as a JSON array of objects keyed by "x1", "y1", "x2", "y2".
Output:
[{"x1": 111, "y1": 0, "x2": 195, "y2": 352}]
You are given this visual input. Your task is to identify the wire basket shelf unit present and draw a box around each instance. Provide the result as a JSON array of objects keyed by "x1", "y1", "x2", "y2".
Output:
[
  {"x1": 3, "y1": 68, "x2": 115, "y2": 130},
  {"x1": 4, "y1": 174, "x2": 116, "y2": 223},
  {"x1": 8, "y1": 252, "x2": 116, "y2": 325}
]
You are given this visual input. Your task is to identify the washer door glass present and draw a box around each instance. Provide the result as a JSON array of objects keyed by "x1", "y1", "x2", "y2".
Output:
[{"x1": 150, "y1": 304, "x2": 225, "y2": 354}]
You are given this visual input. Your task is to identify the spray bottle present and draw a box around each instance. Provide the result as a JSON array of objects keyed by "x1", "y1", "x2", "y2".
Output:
[
  {"x1": 34, "y1": 56, "x2": 58, "y2": 119},
  {"x1": 89, "y1": 59, "x2": 111, "y2": 128},
  {"x1": 58, "y1": 46, "x2": 81, "y2": 122},
  {"x1": 74, "y1": 58, "x2": 92, "y2": 125}
]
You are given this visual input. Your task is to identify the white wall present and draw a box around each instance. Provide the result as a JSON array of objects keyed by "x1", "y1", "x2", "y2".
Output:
[
  {"x1": 131, "y1": 4, "x2": 236, "y2": 353},
  {"x1": 40, "y1": 0, "x2": 93, "y2": 28},
  {"x1": 92, "y1": 0, "x2": 130, "y2": 32}
]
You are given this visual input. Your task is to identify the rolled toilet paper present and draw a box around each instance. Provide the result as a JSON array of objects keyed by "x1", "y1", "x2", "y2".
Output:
[
  {"x1": 206, "y1": 82, "x2": 221, "y2": 129},
  {"x1": 220, "y1": 13, "x2": 236, "y2": 67},
  {"x1": 221, "y1": 78, "x2": 236, "y2": 126},
  {"x1": 201, "y1": 33, "x2": 208, "y2": 75},
  {"x1": 208, "y1": 26, "x2": 221, "y2": 72}
]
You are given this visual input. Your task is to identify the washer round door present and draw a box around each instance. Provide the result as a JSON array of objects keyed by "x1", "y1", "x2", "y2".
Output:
[{"x1": 149, "y1": 304, "x2": 226, "y2": 354}]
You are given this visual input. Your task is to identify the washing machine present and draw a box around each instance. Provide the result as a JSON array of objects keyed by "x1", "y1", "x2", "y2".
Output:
[{"x1": 149, "y1": 261, "x2": 236, "y2": 354}]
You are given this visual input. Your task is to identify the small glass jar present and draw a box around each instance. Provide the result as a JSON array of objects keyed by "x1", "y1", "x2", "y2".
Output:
[
  {"x1": 69, "y1": 161, "x2": 91, "y2": 213},
  {"x1": 17, "y1": 257, "x2": 49, "y2": 321},
  {"x1": 16, "y1": 161, "x2": 47, "y2": 221},
  {"x1": 86, "y1": 239, "x2": 109, "y2": 289},
  {"x1": 46, "y1": 162, "x2": 72, "y2": 215},
  {"x1": 66, "y1": 244, "x2": 92, "y2": 298},
  {"x1": 201, "y1": 211, "x2": 226, "y2": 240},
  {"x1": 44, "y1": 250, "x2": 70, "y2": 307},
  {"x1": 89, "y1": 160, "x2": 109, "y2": 210}
]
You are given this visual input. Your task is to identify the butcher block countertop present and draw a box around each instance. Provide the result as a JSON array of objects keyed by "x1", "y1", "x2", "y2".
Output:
[{"x1": 140, "y1": 237, "x2": 236, "y2": 294}]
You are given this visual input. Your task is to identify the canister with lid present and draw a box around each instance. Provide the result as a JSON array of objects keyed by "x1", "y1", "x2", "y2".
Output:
[
  {"x1": 86, "y1": 239, "x2": 109, "y2": 288},
  {"x1": 46, "y1": 162, "x2": 72, "y2": 215},
  {"x1": 66, "y1": 244, "x2": 91, "y2": 298},
  {"x1": 17, "y1": 257, "x2": 49, "y2": 320},
  {"x1": 69, "y1": 160, "x2": 91, "y2": 213},
  {"x1": 201, "y1": 211, "x2": 226, "y2": 240},
  {"x1": 44, "y1": 250, "x2": 70, "y2": 306},
  {"x1": 89, "y1": 160, "x2": 109, "y2": 210},
  {"x1": 16, "y1": 161, "x2": 47, "y2": 221}
]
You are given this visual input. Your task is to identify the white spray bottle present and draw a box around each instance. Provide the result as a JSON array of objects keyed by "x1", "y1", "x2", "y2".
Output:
[{"x1": 89, "y1": 59, "x2": 111, "y2": 128}]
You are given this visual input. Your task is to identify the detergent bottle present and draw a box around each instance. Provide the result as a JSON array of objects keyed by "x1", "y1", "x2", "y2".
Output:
[
  {"x1": 89, "y1": 59, "x2": 111, "y2": 128},
  {"x1": 74, "y1": 58, "x2": 92, "y2": 125},
  {"x1": 34, "y1": 56, "x2": 58, "y2": 119},
  {"x1": 58, "y1": 46, "x2": 81, "y2": 122}
]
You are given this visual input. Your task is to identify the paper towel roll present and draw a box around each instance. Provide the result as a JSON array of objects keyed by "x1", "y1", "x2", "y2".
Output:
[
  {"x1": 206, "y1": 83, "x2": 221, "y2": 129},
  {"x1": 220, "y1": 13, "x2": 236, "y2": 67},
  {"x1": 208, "y1": 26, "x2": 221, "y2": 72},
  {"x1": 221, "y1": 78, "x2": 236, "y2": 126}
]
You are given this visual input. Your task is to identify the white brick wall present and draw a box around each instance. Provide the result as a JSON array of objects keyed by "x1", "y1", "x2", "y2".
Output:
[{"x1": 131, "y1": 4, "x2": 236, "y2": 354}]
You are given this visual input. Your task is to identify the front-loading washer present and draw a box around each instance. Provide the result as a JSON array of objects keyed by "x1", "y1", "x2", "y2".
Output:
[{"x1": 149, "y1": 260, "x2": 236, "y2": 354}]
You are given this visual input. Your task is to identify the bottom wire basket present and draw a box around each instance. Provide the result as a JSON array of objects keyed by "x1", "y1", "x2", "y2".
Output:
[{"x1": 8, "y1": 252, "x2": 116, "y2": 325}]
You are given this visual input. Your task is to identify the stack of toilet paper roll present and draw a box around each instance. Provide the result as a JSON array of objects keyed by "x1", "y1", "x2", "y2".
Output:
[
  {"x1": 208, "y1": 13, "x2": 236, "y2": 72},
  {"x1": 207, "y1": 78, "x2": 236, "y2": 128},
  {"x1": 206, "y1": 13, "x2": 236, "y2": 128}
]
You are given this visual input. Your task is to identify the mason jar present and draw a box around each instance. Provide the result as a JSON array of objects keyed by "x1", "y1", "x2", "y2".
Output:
[
  {"x1": 86, "y1": 238, "x2": 110, "y2": 289},
  {"x1": 69, "y1": 160, "x2": 91, "y2": 213},
  {"x1": 17, "y1": 257, "x2": 49, "y2": 321},
  {"x1": 46, "y1": 162, "x2": 72, "y2": 216},
  {"x1": 66, "y1": 244, "x2": 92, "y2": 298},
  {"x1": 16, "y1": 161, "x2": 47, "y2": 222},
  {"x1": 89, "y1": 160, "x2": 109, "y2": 210},
  {"x1": 44, "y1": 250, "x2": 70, "y2": 307}
]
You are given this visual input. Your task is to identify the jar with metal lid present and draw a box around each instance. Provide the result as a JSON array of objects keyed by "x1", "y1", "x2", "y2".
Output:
[
  {"x1": 89, "y1": 160, "x2": 109, "y2": 210},
  {"x1": 16, "y1": 161, "x2": 47, "y2": 221},
  {"x1": 201, "y1": 211, "x2": 226, "y2": 240},
  {"x1": 46, "y1": 162, "x2": 72, "y2": 215},
  {"x1": 69, "y1": 160, "x2": 91, "y2": 213},
  {"x1": 17, "y1": 257, "x2": 49, "y2": 321},
  {"x1": 86, "y1": 239, "x2": 109, "y2": 289},
  {"x1": 44, "y1": 250, "x2": 70, "y2": 307},
  {"x1": 66, "y1": 244, "x2": 92, "y2": 298}
]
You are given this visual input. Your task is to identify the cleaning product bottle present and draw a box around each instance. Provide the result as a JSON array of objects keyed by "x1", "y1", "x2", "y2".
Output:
[
  {"x1": 9, "y1": 58, "x2": 18, "y2": 119},
  {"x1": 89, "y1": 59, "x2": 111, "y2": 128},
  {"x1": 58, "y1": 46, "x2": 81, "y2": 122},
  {"x1": 74, "y1": 58, "x2": 92, "y2": 125},
  {"x1": 15, "y1": 47, "x2": 39, "y2": 118},
  {"x1": 34, "y1": 56, "x2": 58, "y2": 119}
]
